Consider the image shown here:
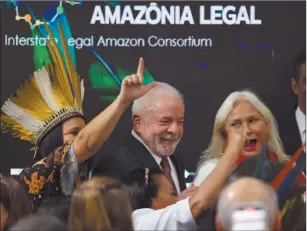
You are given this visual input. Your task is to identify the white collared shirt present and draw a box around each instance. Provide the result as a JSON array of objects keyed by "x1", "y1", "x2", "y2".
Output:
[
  {"x1": 131, "y1": 130, "x2": 181, "y2": 193},
  {"x1": 295, "y1": 107, "x2": 306, "y2": 145},
  {"x1": 132, "y1": 197, "x2": 198, "y2": 230}
]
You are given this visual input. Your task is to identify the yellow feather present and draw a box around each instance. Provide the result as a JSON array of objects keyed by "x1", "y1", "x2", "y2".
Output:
[
  {"x1": 44, "y1": 21, "x2": 74, "y2": 106},
  {"x1": 44, "y1": 44, "x2": 68, "y2": 105},
  {"x1": 58, "y1": 24, "x2": 73, "y2": 79},
  {"x1": 10, "y1": 75, "x2": 54, "y2": 121},
  {"x1": 45, "y1": 64, "x2": 72, "y2": 108},
  {"x1": 57, "y1": 24, "x2": 82, "y2": 109},
  {"x1": 1, "y1": 114, "x2": 34, "y2": 142}
]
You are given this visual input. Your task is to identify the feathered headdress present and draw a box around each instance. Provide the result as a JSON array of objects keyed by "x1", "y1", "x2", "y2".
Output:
[{"x1": 1, "y1": 22, "x2": 85, "y2": 149}]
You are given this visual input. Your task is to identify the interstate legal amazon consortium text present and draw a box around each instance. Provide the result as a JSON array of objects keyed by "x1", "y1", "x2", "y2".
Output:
[{"x1": 4, "y1": 35, "x2": 213, "y2": 48}]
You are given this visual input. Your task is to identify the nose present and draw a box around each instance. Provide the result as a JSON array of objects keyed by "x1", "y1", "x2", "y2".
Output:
[
  {"x1": 167, "y1": 122, "x2": 182, "y2": 134},
  {"x1": 243, "y1": 122, "x2": 252, "y2": 136}
]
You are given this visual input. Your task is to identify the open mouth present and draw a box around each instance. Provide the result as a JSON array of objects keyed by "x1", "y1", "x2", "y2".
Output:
[{"x1": 244, "y1": 139, "x2": 257, "y2": 151}]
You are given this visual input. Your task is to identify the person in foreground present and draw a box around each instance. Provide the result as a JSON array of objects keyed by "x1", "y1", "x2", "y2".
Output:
[
  {"x1": 93, "y1": 82, "x2": 197, "y2": 199},
  {"x1": 0, "y1": 176, "x2": 32, "y2": 231},
  {"x1": 215, "y1": 177, "x2": 281, "y2": 231},
  {"x1": 0, "y1": 23, "x2": 156, "y2": 210},
  {"x1": 122, "y1": 126, "x2": 251, "y2": 230},
  {"x1": 197, "y1": 149, "x2": 306, "y2": 231},
  {"x1": 228, "y1": 156, "x2": 306, "y2": 231},
  {"x1": 9, "y1": 215, "x2": 66, "y2": 231},
  {"x1": 194, "y1": 90, "x2": 290, "y2": 186},
  {"x1": 68, "y1": 177, "x2": 133, "y2": 231}
]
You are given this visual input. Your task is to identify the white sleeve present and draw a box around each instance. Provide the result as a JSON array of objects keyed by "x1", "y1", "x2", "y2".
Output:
[
  {"x1": 61, "y1": 143, "x2": 78, "y2": 195},
  {"x1": 132, "y1": 197, "x2": 198, "y2": 231},
  {"x1": 193, "y1": 159, "x2": 218, "y2": 186}
]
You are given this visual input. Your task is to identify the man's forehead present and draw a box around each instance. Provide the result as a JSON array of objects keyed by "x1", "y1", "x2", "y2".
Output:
[
  {"x1": 143, "y1": 108, "x2": 184, "y2": 120},
  {"x1": 146, "y1": 97, "x2": 183, "y2": 110},
  {"x1": 148, "y1": 110, "x2": 184, "y2": 118}
]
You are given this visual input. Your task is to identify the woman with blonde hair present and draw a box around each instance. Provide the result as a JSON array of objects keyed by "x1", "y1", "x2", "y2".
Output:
[
  {"x1": 68, "y1": 177, "x2": 133, "y2": 231},
  {"x1": 194, "y1": 90, "x2": 291, "y2": 185}
]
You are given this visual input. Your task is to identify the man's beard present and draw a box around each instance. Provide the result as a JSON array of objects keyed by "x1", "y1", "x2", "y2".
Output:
[{"x1": 142, "y1": 129, "x2": 181, "y2": 157}]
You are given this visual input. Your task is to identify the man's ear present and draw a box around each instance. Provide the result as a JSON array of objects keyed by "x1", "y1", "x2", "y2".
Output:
[
  {"x1": 291, "y1": 78, "x2": 299, "y2": 95},
  {"x1": 151, "y1": 197, "x2": 159, "y2": 210},
  {"x1": 132, "y1": 114, "x2": 141, "y2": 127},
  {"x1": 215, "y1": 216, "x2": 224, "y2": 231}
]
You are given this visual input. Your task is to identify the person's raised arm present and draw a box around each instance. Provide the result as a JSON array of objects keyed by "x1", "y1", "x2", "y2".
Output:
[
  {"x1": 189, "y1": 129, "x2": 248, "y2": 219},
  {"x1": 73, "y1": 57, "x2": 157, "y2": 163}
]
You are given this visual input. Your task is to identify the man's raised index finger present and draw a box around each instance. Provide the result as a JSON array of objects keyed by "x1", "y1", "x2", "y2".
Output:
[{"x1": 137, "y1": 57, "x2": 145, "y2": 77}]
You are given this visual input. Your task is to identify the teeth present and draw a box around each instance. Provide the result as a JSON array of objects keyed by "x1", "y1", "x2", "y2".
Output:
[
  {"x1": 161, "y1": 135, "x2": 179, "y2": 141},
  {"x1": 162, "y1": 138, "x2": 176, "y2": 141}
]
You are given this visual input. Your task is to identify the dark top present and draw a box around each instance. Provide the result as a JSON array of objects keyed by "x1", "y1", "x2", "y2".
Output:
[{"x1": 92, "y1": 134, "x2": 187, "y2": 192}]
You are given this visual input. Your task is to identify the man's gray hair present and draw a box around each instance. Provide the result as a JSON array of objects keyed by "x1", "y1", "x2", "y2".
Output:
[
  {"x1": 132, "y1": 82, "x2": 184, "y2": 116},
  {"x1": 216, "y1": 178, "x2": 279, "y2": 230}
]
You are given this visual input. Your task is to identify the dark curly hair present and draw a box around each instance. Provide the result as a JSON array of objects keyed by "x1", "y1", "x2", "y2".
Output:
[{"x1": 121, "y1": 168, "x2": 162, "y2": 210}]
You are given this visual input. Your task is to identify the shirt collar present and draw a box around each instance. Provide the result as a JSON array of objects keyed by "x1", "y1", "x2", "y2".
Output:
[
  {"x1": 295, "y1": 107, "x2": 306, "y2": 139},
  {"x1": 131, "y1": 130, "x2": 162, "y2": 165}
]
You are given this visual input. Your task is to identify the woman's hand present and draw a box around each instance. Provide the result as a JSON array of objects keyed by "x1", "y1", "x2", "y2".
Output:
[{"x1": 224, "y1": 129, "x2": 248, "y2": 157}]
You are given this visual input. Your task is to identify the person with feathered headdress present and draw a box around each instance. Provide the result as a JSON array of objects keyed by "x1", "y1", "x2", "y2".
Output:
[{"x1": 1, "y1": 22, "x2": 156, "y2": 210}]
